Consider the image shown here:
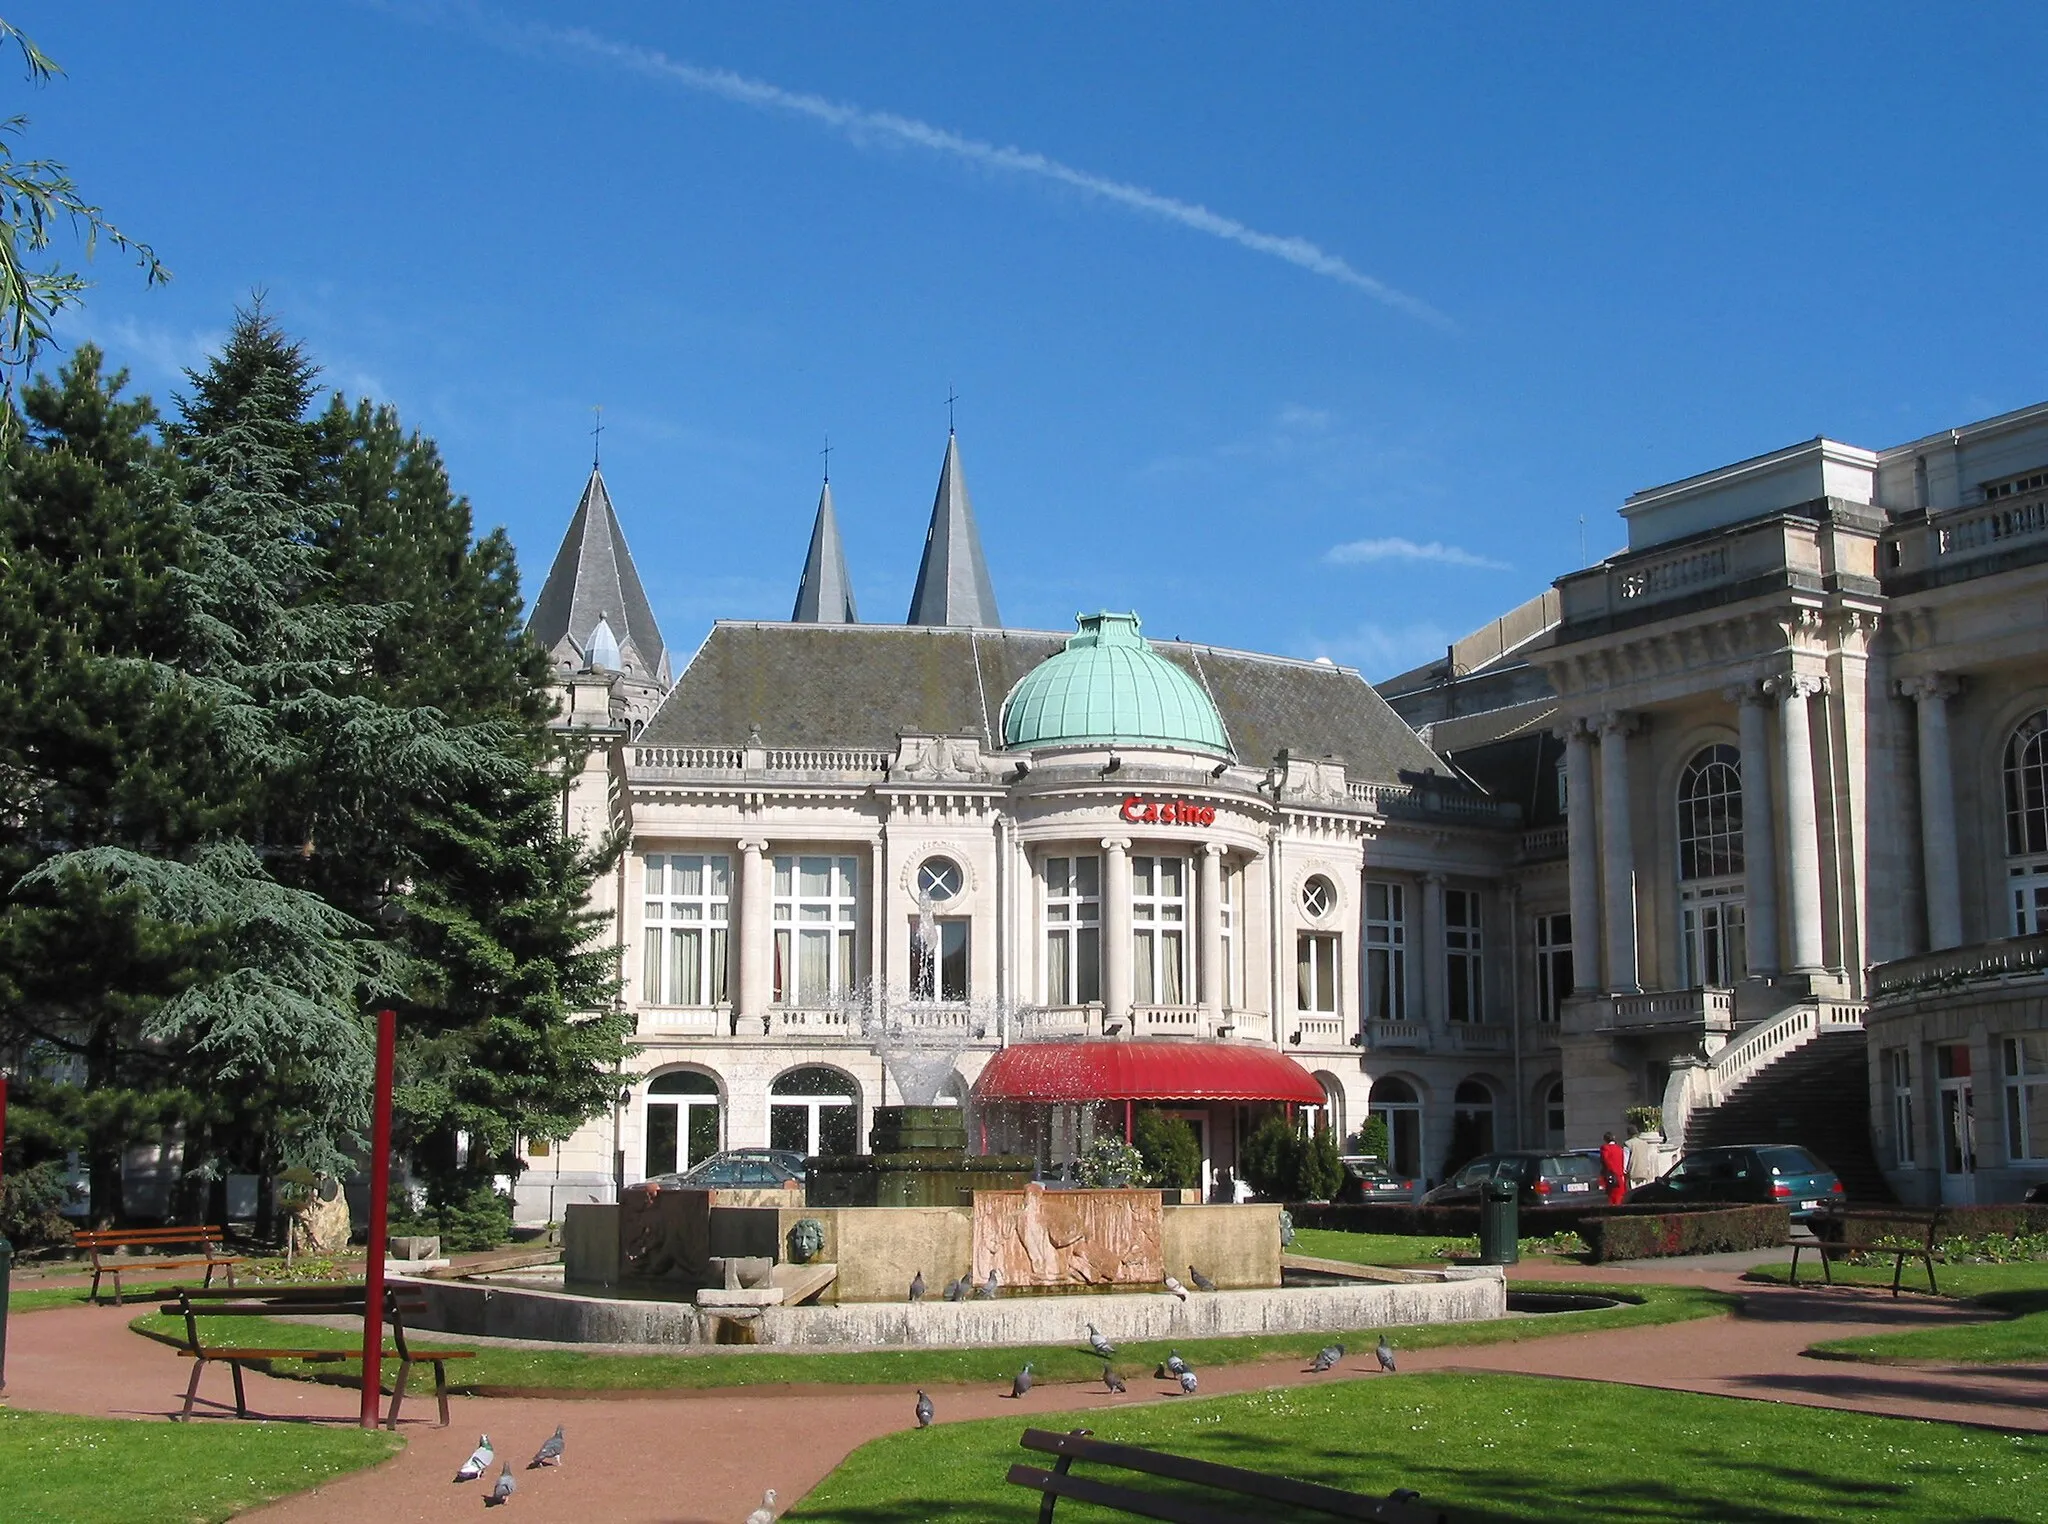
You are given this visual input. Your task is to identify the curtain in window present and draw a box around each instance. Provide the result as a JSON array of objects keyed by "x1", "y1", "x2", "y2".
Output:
[{"x1": 1160, "y1": 931, "x2": 1184, "y2": 1004}]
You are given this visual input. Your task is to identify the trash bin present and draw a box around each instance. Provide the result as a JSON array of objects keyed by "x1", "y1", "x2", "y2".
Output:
[{"x1": 1478, "y1": 1178, "x2": 1519, "y2": 1266}]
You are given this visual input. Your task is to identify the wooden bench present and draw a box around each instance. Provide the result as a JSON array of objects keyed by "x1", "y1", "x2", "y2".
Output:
[
  {"x1": 1006, "y1": 1428, "x2": 1468, "y2": 1523},
  {"x1": 1789, "y1": 1207, "x2": 1943, "y2": 1297},
  {"x1": 76, "y1": 1226, "x2": 244, "y2": 1305},
  {"x1": 159, "y1": 1284, "x2": 476, "y2": 1427}
]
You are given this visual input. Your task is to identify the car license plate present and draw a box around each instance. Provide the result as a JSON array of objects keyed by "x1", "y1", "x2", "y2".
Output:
[
  {"x1": 1800, "y1": 1199, "x2": 1820, "y2": 1210},
  {"x1": 1564, "y1": 1182, "x2": 1590, "y2": 1192}
]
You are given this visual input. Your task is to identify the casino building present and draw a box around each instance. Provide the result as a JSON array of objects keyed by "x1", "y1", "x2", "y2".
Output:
[{"x1": 512, "y1": 407, "x2": 2048, "y2": 1222}]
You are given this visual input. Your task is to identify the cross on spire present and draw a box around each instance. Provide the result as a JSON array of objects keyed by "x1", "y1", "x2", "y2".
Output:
[
  {"x1": 820, "y1": 432, "x2": 832, "y2": 483},
  {"x1": 946, "y1": 385, "x2": 959, "y2": 436},
  {"x1": 590, "y1": 405, "x2": 605, "y2": 468}
]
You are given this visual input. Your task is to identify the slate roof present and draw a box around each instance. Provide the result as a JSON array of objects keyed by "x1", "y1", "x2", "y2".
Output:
[
  {"x1": 906, "y1": 435, "x2": 1001, "y2": 627},
  {"x1": 790, "y1": 481, "x2": 859, "y2": 624},
  {"x1": 638, "y1": 623, "x2": 1446, "y2": 783},
  {"x1": 527, "y1": 468, "x2": 670, "y2": 683}
]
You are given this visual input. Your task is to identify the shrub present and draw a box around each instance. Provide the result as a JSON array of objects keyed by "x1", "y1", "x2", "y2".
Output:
[
  {"x1": 1625, "y1": 1105, "x2": 1663, "y2": 1136},
  {"x1": 1294, "y1": 1124, "x2": 1343, "y2": 1202},
  {"x1": 1132, "y1": 1110, "x2": 1202, "y2": 1191},
  {"x1": 1077, "y1": 1136, "x2": 1145, "y2": 1189},
  {"x1": 1582, "y1": 1205, "x2": 1787, "y2": 1262},
  {"x1": 1353, "y1": 1115, "x2": 1390, "y2": 1163},
  {"x1": 0, "y1": 1160, "x2": 77, "y2": 1250},
  {"x1": 1241, "y1": 1116, "x2": 1298, "y2": 1200},
  {"x1": 388, "y1": 1179, "x2": 513, "y2": 1252}
]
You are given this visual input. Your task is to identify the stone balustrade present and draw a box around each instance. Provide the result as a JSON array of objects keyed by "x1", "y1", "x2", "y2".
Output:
[{"x1": 1870, "y1": 932, "x2": 2048, "y2": 1002}]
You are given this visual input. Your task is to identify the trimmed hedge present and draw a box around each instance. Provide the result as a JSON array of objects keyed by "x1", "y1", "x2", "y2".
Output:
[
  {"x1": 1581, "y1": 1205, "x2": 1787, "y2": 1263},
  {"x1": 1815, "y1": 1203, "x2": 2048, "y2": 1248}
]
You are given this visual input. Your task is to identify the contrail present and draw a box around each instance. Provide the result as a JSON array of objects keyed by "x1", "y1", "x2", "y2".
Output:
[{"x1": 469, "y1": 10, "x2": 1449, "y2": 328}]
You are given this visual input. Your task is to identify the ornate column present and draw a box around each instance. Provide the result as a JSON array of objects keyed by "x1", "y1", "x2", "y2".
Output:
[
  {"x1": 1730, "y1": 684, "x2": 1781, "y2": 976},
  {"x1": 1198, "y1": 843, "x2": 1226, "y2": 1023},
  {"x1": 1561, "y1": 719, "x2": 1603, "y2": 994},
  {"x1": 1421, "y1": 872, "x2": 1447, "y2": 1027},
  {"x1": 1903, "y1": 674, "x2": 1965, "y2": 951},
  {"x1": 1102, "y1": 837, "x2": 1133, "y2": 1026},
  {"x1": 1598, "y1": 711, "x2": 1642, "y2": 993},
  {"x1": 737, "y1": 838, "x2": 772, "y2": 1028},
  {"x1": 1768, "y1": 673, "x2": 1828, "y2": 974}
]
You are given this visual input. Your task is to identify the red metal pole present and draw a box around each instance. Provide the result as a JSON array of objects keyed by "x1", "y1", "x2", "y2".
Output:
[
  {"x1": 1124, "y1": 1099, "x2": 1133, "y2": 1145},
  {"x1": 359, "y1": 1009, "x2": 395, "y2": 1428}
]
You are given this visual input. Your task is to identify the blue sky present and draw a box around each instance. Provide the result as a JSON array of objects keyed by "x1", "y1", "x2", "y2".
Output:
[{"x1": 18, "y1": 3, "x2": 2048, "y2": 677}]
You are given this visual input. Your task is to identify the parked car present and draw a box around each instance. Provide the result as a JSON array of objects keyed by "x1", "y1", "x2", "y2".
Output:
[
  {"x1": 637, "y1": 1148, "x2": 808, "y2": 1190},
  {"x1": 2026, "y1": 1180, "x2": 2048, "y2": 1206},
  {"x1": 1626, "y1": 1144, "x2": 1843, "y2": 1219},
  {"x1": 1421, "y1": 1151, "x2": 1606, "y2": 1207},
  {"x1": 1335, "y1": 1155, "x2": 1417, "y2": 1203}
]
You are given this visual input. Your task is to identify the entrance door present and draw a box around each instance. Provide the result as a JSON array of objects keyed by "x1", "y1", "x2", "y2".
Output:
[{"x1": 1936, "y1": 1044, "x2": 1977, "y2": 1206}]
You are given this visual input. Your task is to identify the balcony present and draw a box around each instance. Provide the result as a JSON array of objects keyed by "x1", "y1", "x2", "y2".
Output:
[
  {"x1": 628, "y1": 744, "x2": 893, "y2": 784},
  {"x1": 1555, "y1": 514, "x2": 1844, "y2": 637},
  {"x1": 1871, "y1": 932, "x2": 2048, "y2": 1005},
  {"x1": 1366, "y1": 1019, "x2": 1429, "y2": 1051},
  {"x1": 1447, "y1": 1023, "x2": 1510, "y2": 1053},
  {"x1": 1571, "y1": 987, "x2": 1735, "y2": 1036},
  {"x1": 636, "y1": 1005, "x2": 727, "y2": 1036},
  {"x1": 1287, "y1": 1014, "x2": 1349, "y2": 1052},
  {"x1": 1888, "y1": 491, "x2": 2048, "y2": 592}
]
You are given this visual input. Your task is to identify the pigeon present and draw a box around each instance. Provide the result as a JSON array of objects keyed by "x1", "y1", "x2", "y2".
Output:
[
  {"x1": 1177, "y1": 1367, "x2": 1199, "y2": 1394},
  {"x1": 1188, "y1": 1265, "x2": 1217, "y2": 1292},
  {"x1": 1163, "y1": 1275, "x2": 1189, "y2": 1302},
  {"x1": 1164, "y1": 1349, "x2": 1188, "y2": 1377},
  {"x1": 1103, "y1": 1365, "x2": 1126, "y2": 1394},
  {"x1": 977, "y1": 1268, "x2": 1001, "y2": 1299},
  {"x1": 1086, "y1": 1323, "x2": 1116, "y2": 1358},
  {"x1": 527, "y1": 1424, "x2": 565, "y2": 1469},
  {"x1": 1311, "y1": 1343, "x2": 1344, "y2": 1373},
  {"x1": 1010, "y1": 1362, "x2": 1034, "y2": 1399},
  {"x1": 486, "y1": 1462, "x2": 516, "y2": 1507},
  {"x1": 915, "y1": 1389, "x2": 934, "y2": 1428},
  {"x1": 455, "y1": 1435, "x2": 495, "y2": 1483},
  {"x1": 744, "y1": 1490, "x2": 778, "y2": 1524},
  {"x1": 909, "y1": 1270, "x2": 926, "y2": 1303},
  {"x1": 1389, "y1": 1490, "x2": 1422, "y2": 1504},
  {"x1": 1376, "y1": 1336, "x2": 1397, "y2": 1373}
]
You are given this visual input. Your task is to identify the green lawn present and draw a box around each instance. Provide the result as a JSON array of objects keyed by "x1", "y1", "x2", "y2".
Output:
[
  {"x1": 129, "y1": 1282, "x2": 1732, "y2": 1393},
  {"x1": 1750, "y1": 1257, "x2": 2048, "y2": 1365},
  {"x1": 0, "y1": 1409, "x2": 401, "y2": 1524},
  {"x1": 787, "y1": 1371, "x2": 2048, "y2": 1523},
  {"x1": 1291, "y1": 1228, "x2": 1585, "y2": 1266},
  {"x1": 6, "y1": 1281, "x2": 188, "y2": 1315}
]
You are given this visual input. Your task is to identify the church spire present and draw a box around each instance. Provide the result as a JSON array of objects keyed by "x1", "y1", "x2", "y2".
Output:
[
  {"x1": 527, "y1": 466, "x2": 670, "y2": 684},
  {"x1": 906, "y1": 433, "x2": 1001, "y2": 628},
  {"x1": 791, "y1": 479, "x2": 859, "y2": 624}
]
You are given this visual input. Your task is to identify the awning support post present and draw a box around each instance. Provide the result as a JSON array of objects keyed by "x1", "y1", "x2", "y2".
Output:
[{"x1": 1124, "y1": 1099, "x2": 1133, "y2": 1145}]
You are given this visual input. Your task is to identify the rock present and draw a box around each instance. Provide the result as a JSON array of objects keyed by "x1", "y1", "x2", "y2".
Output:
[{"x1": 289, "y1": 1178, "x2": 351, "y2": 1256}]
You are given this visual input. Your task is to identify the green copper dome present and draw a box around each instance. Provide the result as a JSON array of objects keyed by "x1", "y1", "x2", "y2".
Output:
[{"x1": 1001, "y1": 612, "x2": 1231, "y2": 757}]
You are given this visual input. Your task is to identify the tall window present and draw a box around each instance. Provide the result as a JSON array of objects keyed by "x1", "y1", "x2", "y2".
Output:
[
  {"x1": 1451, "y1": 1078, "x2": 1496, "y2": 1162},
  {"x1": 1131, "y1": 855, "x2": 1188, "y2": 1005},
  {"x1": 1365, "y1": 881, "x2": 1407, "y2": 1023},
  {"x1": 1043, "y1": 855, "x2": 1102, "y2": 1004},
  {"x1": 1534, "y1": 912, "x2": 1572, "y2": 1024},
  {"x1": 772, "y1": 855, "x2": 860, "y2": 1005},
  {"x1": 1369, "y1": 1077, "x2": 1423, "y2": 1178},
  {"x1": 1887, "y1": 1048, "x2": 1915, "y2": 1168},
  {"x1": 644, "y1": 1069, "x2": 721, "y2": 1179},
  {"x1": 1678, "y1": 745, "x2": 1747, "y2": 988},
  {"x1": 913, "y1": 919, "x2": 970, "y2": 1001},
  {"x1": 1543, "y1": 1079, "x2": 1566, "y2": 1150},
  {"x1": 642, "y1": 854, "x2": 731, "y2": 1006},
  {"x1": 1296, "y1": 933, "x2": 1337, "y2": 1012},
  {"x1": 769, "y1": 1067, "x2": 858, "y2": 1157},
  {"x1": 2004, "y1": 711, "x2": 2048, "y2": 934},
  {"x1": 2005, "y1": 1036, "x2": 2048, "y2": 1162},
  {"x1": 1445, "y1": 888, "x2": 1483, "y2": 1023}
]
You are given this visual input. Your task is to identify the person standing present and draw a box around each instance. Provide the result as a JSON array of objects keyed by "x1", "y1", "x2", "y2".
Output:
[{"x1": 1599, "y1": 1131, "x2": 1629, "y2": 1206}]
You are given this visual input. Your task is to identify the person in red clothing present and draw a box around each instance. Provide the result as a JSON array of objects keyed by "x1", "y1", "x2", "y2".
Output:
[{"x1": 1599, "y1": 1131, "x2": 1630, "y2": 1206}]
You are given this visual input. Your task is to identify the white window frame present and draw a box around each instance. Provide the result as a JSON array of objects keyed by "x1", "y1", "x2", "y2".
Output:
[
  {"x1": 1131, "y1": 854, "x2": 1189, "y2": 1006},
  {"x1": 2006, "y1": 712, "x2": 2048, "y2": 930},
  {"x1": 1680, "y1": 882, "x2": 1747, "y2": 989},
  {"x1": 2004, "y1": 1035, "x2": 2048, "y2": 1162},
  {"x1": 641, "y1": 853, "x2": 732, "y2": 1006},
  {"x1": 1219, "y1": 865, "x2": 1237, "y2": 1010},
  {"x1": 912, "y1": 917, "x2": 971, "y2": 1002},
  {"x1": 1534, "y1": 911, "x2": 1572, "y2": 1024},
  {"x1": 1296, "y1": 931, "x2": 1338, "y2": 1013},
  {"x1": 772, "y1": 854, "x2": 860, "y2": 1005},
  {"x1": 1043, "y1": 854, "x2": 1102, "y2": 1005},
  {"x1": 1887, "y1": 1047, "x2": 1915, "y2": 1168},
  {"x1": 1445, "y1": 888, "x2": 1483, "y2": 1024},
  {"x1": 1365, "y1": 881, "x2": 1407, "y2": 1023}
]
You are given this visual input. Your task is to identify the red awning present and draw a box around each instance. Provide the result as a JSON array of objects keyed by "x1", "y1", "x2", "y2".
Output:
[{"x1": 971, "y1": 1042, "x2": 1326, "y2": 1105}]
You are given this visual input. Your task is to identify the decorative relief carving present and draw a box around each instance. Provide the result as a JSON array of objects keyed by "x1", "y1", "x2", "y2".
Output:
[
  {"x1": 895, "y1": 733, "x2": 983, "y2": 781},
  {"x1": 1898, "y1": 673, "x2": 1963, "y2": 704}
]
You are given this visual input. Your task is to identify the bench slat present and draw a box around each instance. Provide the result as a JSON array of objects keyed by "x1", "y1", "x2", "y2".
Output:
[
  {"x1": 1008, "y1": 1464, "x2": 1270, "y2": 1524},
  {"x1": 1017, "y1": 1431, "x2": 1424, "y2": 1520},
  {"x1": 178, "y1": 1347, "x2": 474, "y2": 1362}
]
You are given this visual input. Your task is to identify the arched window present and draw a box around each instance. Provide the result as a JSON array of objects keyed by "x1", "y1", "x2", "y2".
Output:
[
  {"x1": 1542, "y1": 1079, "x2": 1566, "y2": 1150},
  {"x1": 1368, "y1": 1077, "x2": 1423, "y2": 1180},
  {"x1": 644, "y1": 1069, "x2": 721, "y2": 1179},
  {"x1": 1311, "y1": 1072, "x2": 1347, "y2": 1142},
  {"x1": 1450, "y1": 1079, "x2": 1496, "y2": 1167},
  {"x1": 770, "y1": 1067, "x2": 860, "y2": 1157},
  {"x1": 2004, "y1": 711, "x2": 2048, "y2": 934},
  {"x1": 1677, "y1": 745, "x2": 1747, "y2": 987}
]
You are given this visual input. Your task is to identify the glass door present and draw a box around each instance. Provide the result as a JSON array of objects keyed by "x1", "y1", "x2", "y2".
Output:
[{"x1": 1937, "y1": 1044, "x2": 1976, "y2": 1205}]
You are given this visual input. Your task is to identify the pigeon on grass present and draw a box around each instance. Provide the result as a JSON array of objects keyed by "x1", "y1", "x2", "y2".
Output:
[
  {"x1": 915, "y1": 1389, "x2": 934, "y2": 1428},
  {"x1": 1376, "y1": 1336, "x2": 1398, "y2": 1373},
  {"x1": 1163, "y1": 1275, "x2": 1190, "y2": 1302},
  {"x1": 1103, "y1": 1365, "x2": 1126, "y2": 1394},
  {"x1": 455, "y1": 1436, "x2": 494, "y2": 1483},
  {"x1": 744, "y1": 1489, "x2": 778, "y2": 1524},
  {"x1": 527, "y1": 1424, "x2": 565, "y2": 1469},
  {"x1": 1310, "y1": 1344, "x2": 1344, "y2": 1373},
  {"x1": 1010, "y1": 1362, "x2": 1035, "y2": 1399},
  {"x1": 486, "y1": 1462, "x2": 516, "y2": 1507},
  {"x1": 1086, "y1": 1323, "x2": 1116, "y2": 1358},
  {"x1": 1188, "y1": 1265, "x2": 1217, "y2": 1292},
  {"x1": 1177, "y1": 1368, "x2": 1199, "y2": 1395}
]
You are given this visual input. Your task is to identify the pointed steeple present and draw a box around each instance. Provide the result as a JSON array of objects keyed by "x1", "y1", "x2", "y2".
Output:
[
  {"x1": 906, "y1": 433, "x2": 1001, "y2": 628},
  {"x1": 791, "y1": 480, "x2": 859, "y2": 624},
  {"x1": 527, "y1": 467, "x2": 670, "y2": 684}
]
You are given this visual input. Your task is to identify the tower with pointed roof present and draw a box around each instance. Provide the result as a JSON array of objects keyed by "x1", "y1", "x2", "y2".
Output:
[
  {"x1": 906, "y1": 433, "x2": 1001, "y2": 628},
  {"x1": 528, "y1": 466, "x2": 671, "y2": 732},
  {"x1": 791, "y1": 479, "x2": 859, "y2": 624}
]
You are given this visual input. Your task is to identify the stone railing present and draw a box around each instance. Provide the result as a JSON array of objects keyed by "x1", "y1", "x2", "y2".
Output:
[
  {"x1": 769, "y1": 1006, "x2": 857, "y2": 1038},
  {"x1": 1608, "y1": 987, "x2": 1735, "y2": 1032},
  {"x1": 1936, "y1": 494, "x2": 2048, "y2": 558},
  {"x1": 1660, "y1": 996, "x2": 1867, "y2": 1141},
  {"x1": 765, "y1": 747, "x2": 891, "y2": 773},
  {"x1": 629, "y1": 745, "x2": 889, "y2": 777},
  {"x1": 1366, "y1": 1020, "x2": 1428, "y2": 1049},
  {"x1": 1016, "y1": 1005, "x2": 1102, "y2": 1040},
  {"x1": 1558, "y1": 515, "x2": 1820, "y2": 627},
  {"x1": 1449, "y1": 1023, "x2": 1509, "y2": 1053},
  {"x1": 1519, "y1": 825, "x2": 1569, "y2": 859},
  {"x1": 1288, "y1": 1014, "x2": 1347, "y2": 1050},
  {"x1": 1871, "y1": 932, "x2": 2048, "y2": 1003},
  {"x1": 1134, "y1": 1005, "x2": 1203, "y2": 1037},
  {"x1": 635, "y1": 1006, "x2": 726, "y2": 1036},
  {"x1": 1618, "y1": 544, "x2": 1731, "y2": 603},
  {"x1": 1346, "y1": 780, "x2": 1520, "y2": 825},
  {"x1": 632, "y1": 745, "x2": 746, "y2": 770}
]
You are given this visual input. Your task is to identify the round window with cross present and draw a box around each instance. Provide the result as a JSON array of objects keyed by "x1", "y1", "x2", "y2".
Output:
[
  {"x1": 1302, "y1": 875, "x2": 1336, "y2": 920},
  {"x1": 917, "y1": 857, "x2": 964, "y2": 903}
]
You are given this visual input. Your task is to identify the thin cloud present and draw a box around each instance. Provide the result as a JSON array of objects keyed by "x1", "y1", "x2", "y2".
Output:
[
  {"x1": 456, "y1": 8, "x2": 1450, "y2": 329},
  {"x1": 1301, "y1": 621, "x2": 1456, "y2": 680},
  {"x1": 1325, "y1": 536, "x2": 1510, "y2": 571}
]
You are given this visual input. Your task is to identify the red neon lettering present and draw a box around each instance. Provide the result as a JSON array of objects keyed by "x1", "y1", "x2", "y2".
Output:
[
  {"x1": 1115, "y1": 796, "x2": 1217, "y2": 828},
  {"x1": 1121, "y1": 796, "x2": 1144, "y2": 823}
]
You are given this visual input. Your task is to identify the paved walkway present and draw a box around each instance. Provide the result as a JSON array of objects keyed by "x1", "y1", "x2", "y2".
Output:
[{"x1": 2, "y1": 1266, "x2": 2043, "y2": 1523}]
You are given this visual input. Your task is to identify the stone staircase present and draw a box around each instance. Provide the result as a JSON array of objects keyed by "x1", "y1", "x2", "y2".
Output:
[{"x1": 1683, "y1": 1028, "x2": 1893, "y2": 1203}]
